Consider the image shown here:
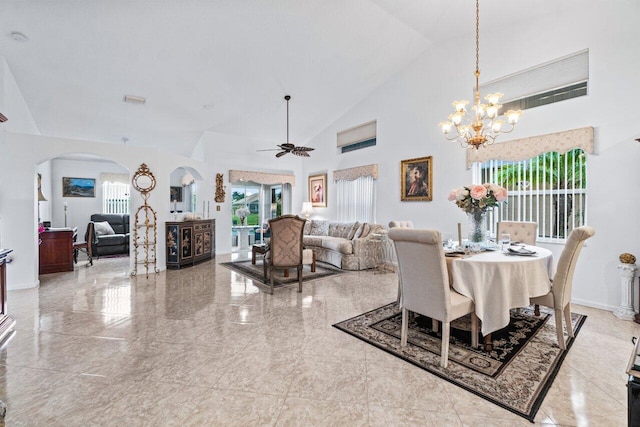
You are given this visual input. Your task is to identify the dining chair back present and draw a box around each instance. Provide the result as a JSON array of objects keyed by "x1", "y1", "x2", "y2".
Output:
[
  {"x1": 263, "y1": 215, "x2": 305, "y2": 295},
  {"x1": 72, "y1": 222, "x2": 94, "y2": 266},
  {"x1": 530, "y1": 226, "x2": 595, "y2": 349},
  {"x1": 496, "y1": 221, "x2": 537, "y2": 245},
  {"x1": 388, "y1": 220, "x2": 414, "y2": 228},
  {"x1": 389, "y1": 228, "x2": 478, "y2": 368}
]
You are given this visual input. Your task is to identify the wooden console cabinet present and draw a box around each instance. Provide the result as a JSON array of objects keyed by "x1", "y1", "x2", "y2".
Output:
[
  {"x1": 0, "y1": 251, "x2": 16, "y2": 344},
  {"x1": 39, "y1": 229, "x2": 74, "y2": 274},
  {"x1": 166, "y1": 219, "x2": 215, "y2": 269}
]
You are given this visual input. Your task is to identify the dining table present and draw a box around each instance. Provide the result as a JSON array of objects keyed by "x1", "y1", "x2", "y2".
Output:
[{"x1": 446, "y1": 245, "x2": 554, "y2": 342}]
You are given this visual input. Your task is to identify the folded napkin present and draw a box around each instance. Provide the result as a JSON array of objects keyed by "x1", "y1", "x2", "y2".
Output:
[
  {"x1": 445, "y1": 251, "x2": 466, "y2": 257},
  {"x1": 508, "y1": 247, "x2": 536, "y2": 255}
]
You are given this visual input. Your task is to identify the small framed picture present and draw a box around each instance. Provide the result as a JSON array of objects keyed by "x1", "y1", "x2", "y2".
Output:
[
  {"x1": 170, "y1": 186, "x2": 183, "y2": 202},
  {"x1": 400, "y1": 156, "x2": 433, "y2": 201},
  {"x1": 62, "y1": 177, "x2": 95, "y2": 198},
  {"x1": 309, "y1": 173, "x2": 327, "y2": 207}
]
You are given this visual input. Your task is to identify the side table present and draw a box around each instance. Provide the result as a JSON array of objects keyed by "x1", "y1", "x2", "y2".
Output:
[
  {"x1": 252, "y1": 244, "x2": 268, "y2": 264},
  {"x1": 371, "y1": 232, "x2": 394, "y2": 274}
]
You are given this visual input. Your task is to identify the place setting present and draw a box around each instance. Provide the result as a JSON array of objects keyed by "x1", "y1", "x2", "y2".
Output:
[{"x1": 499, "y1": 233, "x2": 539, "y2": 257}]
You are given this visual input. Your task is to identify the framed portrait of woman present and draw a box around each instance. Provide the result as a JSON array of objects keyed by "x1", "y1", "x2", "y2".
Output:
[
  {"x1": 400, "y1": 156, "x2": 432, "y2": 201},
  {"x1": 309, "y1": 173, "x2": 327, "y2": 207}
]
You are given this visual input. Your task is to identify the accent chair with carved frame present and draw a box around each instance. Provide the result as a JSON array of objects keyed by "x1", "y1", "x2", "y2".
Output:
[{"x1": 263, "y1": 215, "x2": 306, "y2": 295}]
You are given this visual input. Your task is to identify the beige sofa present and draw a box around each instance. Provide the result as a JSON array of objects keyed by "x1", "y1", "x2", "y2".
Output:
[{"x1": 303, "y1": 220, "x2": 385, "y2": 270}]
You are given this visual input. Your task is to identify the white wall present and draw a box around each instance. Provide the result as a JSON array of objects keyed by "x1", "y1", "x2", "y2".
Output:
[
  {"x1": 1, "y1": 57, "x2": 39, "y2": 134},
  {"x1": 301, "y1": 3, "x2": 640, "y2": 311}
]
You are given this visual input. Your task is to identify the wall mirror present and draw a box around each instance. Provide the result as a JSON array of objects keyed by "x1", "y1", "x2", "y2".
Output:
[{"x1": 169, "y1": 167, "x2": 201, "y2": 213}]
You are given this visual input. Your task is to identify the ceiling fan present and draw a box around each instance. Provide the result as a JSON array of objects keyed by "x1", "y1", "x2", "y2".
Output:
[{"x1": 258, "y1": 95, "x2": 314, "y2": 158}]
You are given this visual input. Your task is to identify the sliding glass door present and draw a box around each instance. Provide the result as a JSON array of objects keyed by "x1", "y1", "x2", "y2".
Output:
[{"x1": 231, "y1": 182, "x2": 290, "y2": 251}]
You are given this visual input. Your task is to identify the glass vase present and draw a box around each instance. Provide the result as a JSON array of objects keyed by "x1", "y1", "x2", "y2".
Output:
[{"x1": 467, "y1": 211, "x2": 488, "y2": 244}]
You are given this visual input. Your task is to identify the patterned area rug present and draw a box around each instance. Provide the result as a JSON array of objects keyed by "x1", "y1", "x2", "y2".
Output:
[
  {"x1": 333, "y1": 302, "x2": 586, "y2": 422},
  {"x1": 220, "y1": 260, "x2": 346, "y2": 288}
]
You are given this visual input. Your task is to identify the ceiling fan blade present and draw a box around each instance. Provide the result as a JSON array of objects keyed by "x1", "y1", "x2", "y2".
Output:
[
  {"x1": 292, "y1": 150, "x2": 310, "y2": 157},
  {"x1": 294, "y1": 146, "x2": 314, "y2": 152},
  {"x1": 275, "y1": 151, "x2": 289, "y2": 158},
  {"x1": 278, "y1": 143, "x2": 295, "y2": 150},
  {"x1": 256, "y1": 148, "x2": 280, "y2": 152}
]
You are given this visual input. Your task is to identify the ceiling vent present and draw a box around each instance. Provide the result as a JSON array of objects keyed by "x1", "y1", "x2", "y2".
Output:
[{"x1": 123, "y1": 95, "x2": 146, "y2": 105}]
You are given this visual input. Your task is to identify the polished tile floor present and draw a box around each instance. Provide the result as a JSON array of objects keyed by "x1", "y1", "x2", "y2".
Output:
[{"x1": 0, "y1": 253, "x2": 636, "y2": 426}]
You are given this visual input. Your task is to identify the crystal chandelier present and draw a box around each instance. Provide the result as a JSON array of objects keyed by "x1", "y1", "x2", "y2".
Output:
[{"x1": 439, "y1": 0, "x2": 522, "y2": 149}]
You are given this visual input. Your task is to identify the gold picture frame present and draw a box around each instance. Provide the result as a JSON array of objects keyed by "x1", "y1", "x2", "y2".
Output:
[
  {"x1": 309, "y1": 173, "x2": 327, "y2": 207},
  {"x1": 400, "y1": 156, "x2": 433, "y2": 201}
]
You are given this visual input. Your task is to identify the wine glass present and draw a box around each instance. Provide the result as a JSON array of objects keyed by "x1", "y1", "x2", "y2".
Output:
[
  {"x1": 442, "y1": 233, "x2": 453, "y2": 249},
  {"x1": 500, "y1": 233, "x2": 511, "y2": 250}
]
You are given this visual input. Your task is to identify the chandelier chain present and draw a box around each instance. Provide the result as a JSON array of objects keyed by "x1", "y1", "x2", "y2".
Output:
[
  {"x1": 475, "y1": 0, "x2": 480, "y2": 93},
  {"x1": 439, "y1": 0, "x2": 522, "y2": 149}
]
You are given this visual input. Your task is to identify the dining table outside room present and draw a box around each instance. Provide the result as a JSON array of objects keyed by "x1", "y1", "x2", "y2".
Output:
[{"x1": 447, "y1": 245, "x2": 554, "y2": 340}]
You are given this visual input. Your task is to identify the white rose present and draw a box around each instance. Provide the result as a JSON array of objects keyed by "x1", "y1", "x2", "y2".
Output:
[{"x1": 455, "y1": 188, "x2": 468, "y2": 201}]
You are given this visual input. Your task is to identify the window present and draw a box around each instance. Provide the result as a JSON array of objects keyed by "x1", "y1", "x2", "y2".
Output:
[
  {"x1": 231, "y1": 184, "x2": 260, "y2": 226},
  {"x1": 334, "y1": 164, "x2": 378, "y2": 223},
  {"x1": 480, "y1": 49, "x2": 588, "y2": 111},
  {"x1": 337, "y1": 120, "x2": 377, "y2": 153},
  {"x1": 478, "y1": 148, "x2": 587, "y2": 241},
  {"x1": 336, "y1": 175, "x2": 376, "y2": 223},
  {"x1": 102, "y1": 181, "x2": 130, "y2": 214}
]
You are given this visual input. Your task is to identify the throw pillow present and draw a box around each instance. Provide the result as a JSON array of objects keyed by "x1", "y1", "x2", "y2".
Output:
[
  {"x1": 347, "y1": 221, "x2": 361, "y2": 240},
  {"x1": 94, "y1": 221, "x2": 115, "y2": 236},
  {"x1": 358, "y1": 223, "x2": 371, "y2": 239},
  {"x1": 303, "y1": 220, "x2": 312, "y2": 235},
  {"x1": 329, "y1": 222, "x2": 351, "y2": 238},
  {"x1": 311, "y1": 220, "x2": 329, "y2": 236}
]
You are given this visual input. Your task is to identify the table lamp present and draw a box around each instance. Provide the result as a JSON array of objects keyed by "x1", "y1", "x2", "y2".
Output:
[{"x1": 301, "y1": 202, "x2": 314, "y2": 220}]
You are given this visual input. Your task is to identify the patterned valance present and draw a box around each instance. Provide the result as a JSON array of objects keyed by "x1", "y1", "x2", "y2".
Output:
[
  {"x1": 100, "y1": 173, "x2": 129, "y2": 185},
  {"x1": 333, "y1": 164, "x2": 379, "y2": 182},
  {"x1": 466, "y1": 126, "x2": 594, "y2": 169},
  {"x1": 229, "y1": 170, "x2": 295, "y2": 186}
]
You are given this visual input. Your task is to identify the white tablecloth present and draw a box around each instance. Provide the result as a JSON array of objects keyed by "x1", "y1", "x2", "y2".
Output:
[{"x1": 449, "y1": 246, "x2": 554, "y2": 336}]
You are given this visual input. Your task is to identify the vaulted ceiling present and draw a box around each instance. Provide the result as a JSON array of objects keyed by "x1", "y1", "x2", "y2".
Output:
[{"x1": 0, "y1": 0, "x2": 581, "y2": 157}]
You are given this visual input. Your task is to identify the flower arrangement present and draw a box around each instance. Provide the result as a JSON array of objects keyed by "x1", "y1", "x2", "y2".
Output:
[
  {"x1": 448, "y1": 183, "x2": 507, "y2": 214},
  {"x1": 449, "y1": 183, "x2": 508, "y2": 243},
  {"x1": 38, "y1": 223, "x2": 45, "y2": 245},
  {"x1": 235, "y1": 206, "x2": 250, "y2": 224}
]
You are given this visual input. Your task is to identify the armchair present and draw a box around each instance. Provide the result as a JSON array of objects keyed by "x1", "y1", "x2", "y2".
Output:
[{"x1": 263, "y1": 215, "x2": 305, "y2": 295}]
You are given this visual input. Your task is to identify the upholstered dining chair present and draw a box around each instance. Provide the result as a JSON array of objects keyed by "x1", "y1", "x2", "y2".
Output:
[
  {"x1": 73, "y1": 222, "x2": 94, "y2": 266},
  {"x1": 263, "y1": 214, "x2": 306, "y2": 295},
  {"x1": 530, "y1": 226, "x2": 595, "y2": 350},
  {"x1": 388, "y1": 221, "x2": 414, "y2": 301},
  {"x1": 496, "y1": 221, "x2": 537, "y2": 245},
  {"x1": 389, "y1": 228, "x2": 478, "y2": 368},
  {"x1": 388, "y1": 220, "x2": 414, "y2": 228}
]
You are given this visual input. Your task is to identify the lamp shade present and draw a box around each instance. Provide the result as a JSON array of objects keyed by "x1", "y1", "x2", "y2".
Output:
[
  {"x1": 301, "y1": 201, "x2": 314, "y2": 219},
  {"x1": 181, "y1": 172, "x2": 195, "y2": 187}
]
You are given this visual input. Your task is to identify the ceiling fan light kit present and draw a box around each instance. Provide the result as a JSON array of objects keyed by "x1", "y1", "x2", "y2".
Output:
[{"x1": 257, "y1": 95, "x2": 314, "y2": 158}]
